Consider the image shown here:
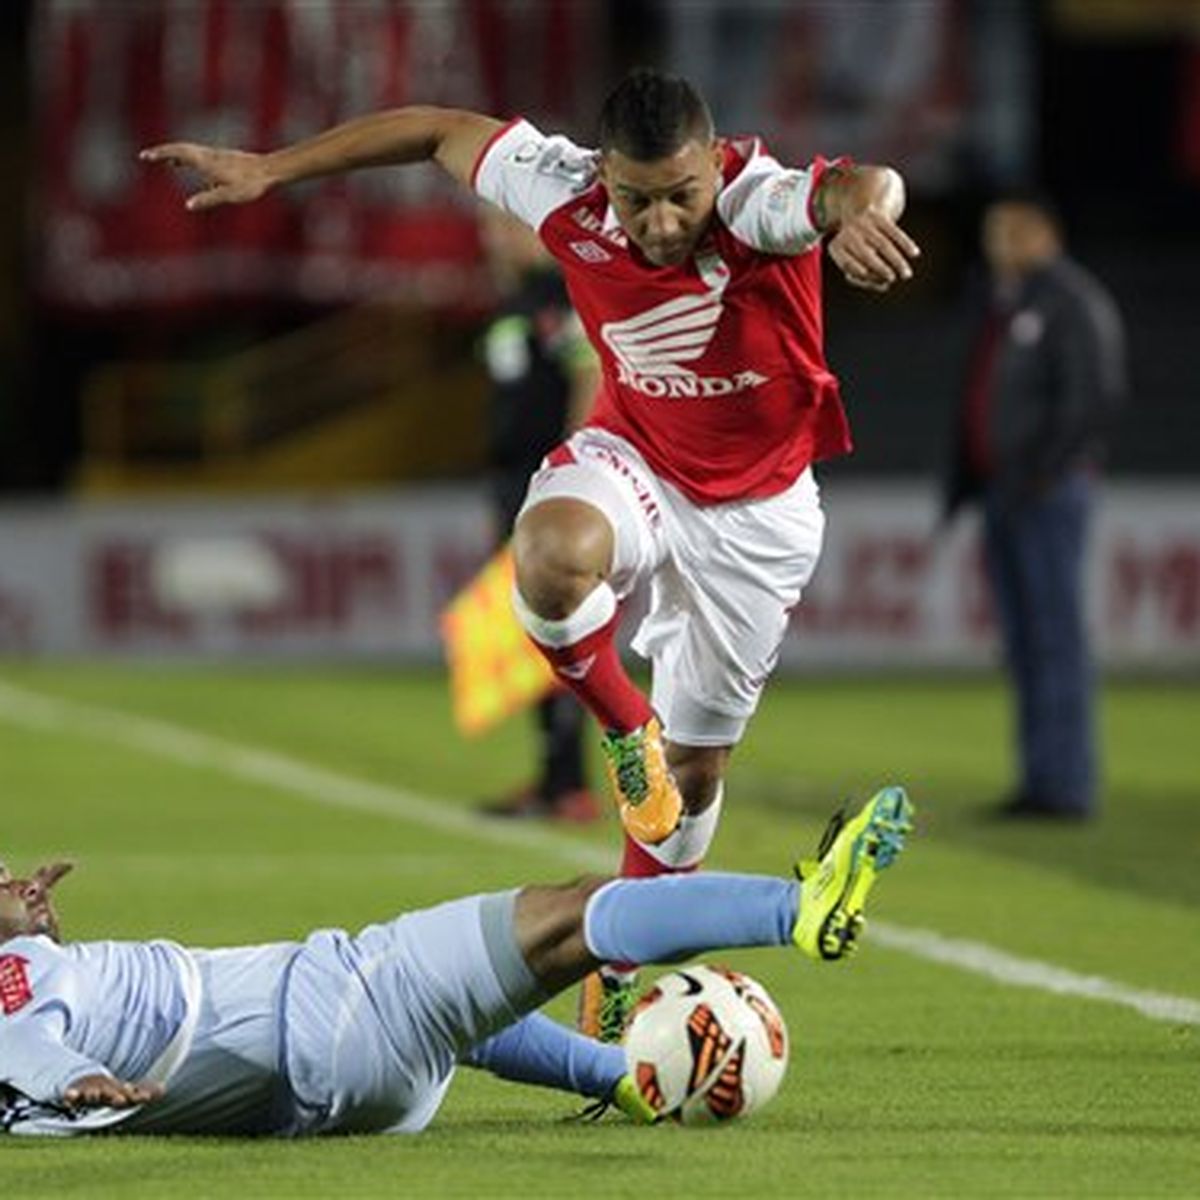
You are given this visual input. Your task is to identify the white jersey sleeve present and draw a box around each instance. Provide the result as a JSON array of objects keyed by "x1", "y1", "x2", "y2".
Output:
[
  {"x1": 472, "y1": 119, "x2": 598, "y2": 232},
  {"x1": 717, "y1": 141, "x2": 833, "y2": 256},
  {"x1": 0, "y1": 940, "x2": 111, "y2": 1106}
]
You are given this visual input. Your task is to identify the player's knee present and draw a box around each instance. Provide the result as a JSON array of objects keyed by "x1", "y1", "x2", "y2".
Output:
[
  {"x1": 513, "y1": 876, "x2": 613, "y2": 992},
  {"x1": 513, "y1": 499, "x2": 613, "y2": 620},
  {"x1": 569, "y1": 874, "x2": 611, "y2": 910},
  {"x1": 544, "y1": 875, "x2": 610, "y2": 930}
]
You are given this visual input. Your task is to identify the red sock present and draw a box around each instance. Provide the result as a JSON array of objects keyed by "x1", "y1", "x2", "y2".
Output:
[
  {"x1": 531, "y1": 611, "x2": 652, "y2": 734},
  {"x1": 620, "y1": 831, "x2": 699, "y2": 879}
]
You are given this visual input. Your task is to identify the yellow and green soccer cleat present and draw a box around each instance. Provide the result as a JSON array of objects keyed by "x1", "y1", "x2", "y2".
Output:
[
  {"x1": 571, "y1": 1074, "x2": 659, "y2": 1126},
  {"x1": 610, "y1": 1074, "x2": 660, "y2": 1125},
  {"x1": 792, "y1": 786, "x2": 914, "y2": 961}
]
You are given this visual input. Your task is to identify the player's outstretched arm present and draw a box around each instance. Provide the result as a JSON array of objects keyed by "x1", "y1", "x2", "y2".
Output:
[
  {"x1": 140, "y1": 107, "x2": 503, "y2": 212},
  {"x1": 813, "y1": 165, "x2": 921, "y2": 293}
]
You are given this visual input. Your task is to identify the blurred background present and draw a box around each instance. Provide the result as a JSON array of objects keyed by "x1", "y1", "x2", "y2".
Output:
[
  {"x1": 0, "y1": 0, "x2": 1196, "y2": 671},
  {"x1": 3, "y1": 14, "x2": 1198, "y2": 1186}
]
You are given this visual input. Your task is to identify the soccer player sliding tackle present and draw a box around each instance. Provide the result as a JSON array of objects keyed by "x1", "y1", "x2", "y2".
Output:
[
  {"x1": 141, "y1": 69, "x2": 921, "y2": 1040},
  {"x1": 0, "y1": 791, "x2": 912, "y2": 1136}
]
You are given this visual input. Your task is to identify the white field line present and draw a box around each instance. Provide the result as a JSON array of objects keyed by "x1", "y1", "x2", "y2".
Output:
[
  {"x1": 2, "y1": 679, "x2": 1198, "y2": 1028},
  {"x1": 0, "y1": 681, "x2": 610, "y2": 873},
  {"x1": 870, "y1": 924, "x2": 1200, "y2": 1025}
]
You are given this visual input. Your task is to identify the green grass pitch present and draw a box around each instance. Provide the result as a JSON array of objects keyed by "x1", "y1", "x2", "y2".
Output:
[{"x1": 1, "y1": 665, "x2": 1198, "y2": 1197}]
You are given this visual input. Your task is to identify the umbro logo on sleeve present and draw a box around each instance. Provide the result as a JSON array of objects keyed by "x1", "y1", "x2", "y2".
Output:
[{"x1": 569, "y1": 241, "x2": 612, "y2": 264}]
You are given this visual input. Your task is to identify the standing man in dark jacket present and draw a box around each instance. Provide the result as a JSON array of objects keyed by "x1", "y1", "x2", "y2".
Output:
[
  {"x1": 944, "y1": 195, "x2": 1126, "y2": 819},
  {"x1": 479, "y1": 208, "x2": 601, "y2": 822}
]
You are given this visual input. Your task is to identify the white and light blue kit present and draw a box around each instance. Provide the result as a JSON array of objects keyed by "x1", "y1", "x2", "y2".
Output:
[
  {"x1": 0, "y1": 891, "x2": 579, "y2": 1137},
  {"x1": 0, "y1": 871, "x2": 808, "y2": 1136}
]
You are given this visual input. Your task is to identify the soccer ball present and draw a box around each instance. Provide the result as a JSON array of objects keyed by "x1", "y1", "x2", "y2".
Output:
[{"x1": 623, "y1": 965, "x2": 789, "y2": 1125}]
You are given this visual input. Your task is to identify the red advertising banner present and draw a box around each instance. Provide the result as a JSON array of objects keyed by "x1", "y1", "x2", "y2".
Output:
[{"x1": 31, "y1": 0, "x2": 600, "y2": 312}]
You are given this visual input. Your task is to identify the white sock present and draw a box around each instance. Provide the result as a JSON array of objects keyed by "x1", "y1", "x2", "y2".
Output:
[
  {"x1": 512, "y1": 580, "x2": 617, "y2": 648},
  {"x1": 638, "y1": 783, "x2": 724, "y2": 871}
]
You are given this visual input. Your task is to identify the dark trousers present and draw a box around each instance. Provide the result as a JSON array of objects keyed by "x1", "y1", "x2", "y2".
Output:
[
  {"x1": 533, "y1": 689, "x2": 587, "y2": 798},
  {"x1": 982, "y1": 472, "x2": 1096, "y2": 814}
]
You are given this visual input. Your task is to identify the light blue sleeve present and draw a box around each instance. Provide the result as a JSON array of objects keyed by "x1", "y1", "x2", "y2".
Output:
[{"x1": 0, "y1": 942, "x2": 112, "y2": 1104}]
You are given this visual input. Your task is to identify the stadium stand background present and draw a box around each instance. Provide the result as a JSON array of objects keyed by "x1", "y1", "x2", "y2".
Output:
[
  {"x1": 0, "y1": 2, "x2": 1194, "y2": 670},
  {"x1": 1, "y1": 1, "x2": 1196, "y2": 492}
]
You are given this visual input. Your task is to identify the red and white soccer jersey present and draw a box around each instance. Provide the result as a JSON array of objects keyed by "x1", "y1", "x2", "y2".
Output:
[{"x1": 473, "y1": 119, "x2": 852, "y2": 505}]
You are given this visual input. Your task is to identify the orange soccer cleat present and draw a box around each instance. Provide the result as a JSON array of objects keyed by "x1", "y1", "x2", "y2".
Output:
[{"x1": 599, "y1": 717, "x2": 683, "y2": 845}]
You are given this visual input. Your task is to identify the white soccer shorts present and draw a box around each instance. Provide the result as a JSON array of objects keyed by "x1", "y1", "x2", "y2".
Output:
[{"x1": 517, "y1": 428, "x2": 825, "y2": 745}]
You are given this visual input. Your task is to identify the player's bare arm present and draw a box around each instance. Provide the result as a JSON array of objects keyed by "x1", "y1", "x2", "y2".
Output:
[
  {"x1": 565, "y1": 358, "x2": 602, "y2": 436},
  {"x1": 813, "y1": 165, "x2": 921, "y2": 292},
  {"x1": 139, "y1": 107, "x2": 503, "y2": 211}
]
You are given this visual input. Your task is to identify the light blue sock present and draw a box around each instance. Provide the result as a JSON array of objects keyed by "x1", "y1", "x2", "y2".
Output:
[
  {"x1": 463, "y1": 1012, "x2": 626, "y2": 1100},
  {"x1": 583, "y1": 873, "x2": 798, "y2": 965}
]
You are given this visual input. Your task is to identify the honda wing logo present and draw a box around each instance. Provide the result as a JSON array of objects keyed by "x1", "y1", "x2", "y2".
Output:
[
  {"x1": 602, "y1": 292, "x2": 722, "y2": 379},
  {"x1": 601, "y1": 292, "x2": 768, "y2": 399}
]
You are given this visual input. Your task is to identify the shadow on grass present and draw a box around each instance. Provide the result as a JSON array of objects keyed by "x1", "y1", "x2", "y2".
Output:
[{"x1": 738, "y1": 773, "x2": 1200, "y2": 912}]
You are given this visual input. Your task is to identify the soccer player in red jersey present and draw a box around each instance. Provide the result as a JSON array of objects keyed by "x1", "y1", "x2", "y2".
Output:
[{"x1": 142, "y1": 69, "x2": 920, "y2": 1039}]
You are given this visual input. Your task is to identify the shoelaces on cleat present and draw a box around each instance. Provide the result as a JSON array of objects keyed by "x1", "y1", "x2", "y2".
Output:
[
  {"x1": 568, "y1": 1097, "x2": 612, "y2": 1123},
  {"x1": 816, "y1": 805, "x2": 848, "y2": 858},
  {"x1": 599, "y1": 978, "x2": 639, "y2": 1041},
  {"x1": 602, "y1": 731, "x2": 650, "y2": 804}
]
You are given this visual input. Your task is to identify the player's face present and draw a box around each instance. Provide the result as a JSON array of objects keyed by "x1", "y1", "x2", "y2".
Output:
[
  {"x1": 0, "y1": 864, "x2": 70, "y2": 944},
  {"x1": 600, "y1": 139, "x2": 723, "y2": 267},
  {"x1": 983, "y1": 202, "x2": 1058, "y2": 281},
  {"x1": 0, "y1": 882, "x2": 52, "y2": 942}
]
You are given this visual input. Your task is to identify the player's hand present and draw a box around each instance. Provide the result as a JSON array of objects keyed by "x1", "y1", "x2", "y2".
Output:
[
  {"x1": 62, "y1": 1075, "x2": 164, "y2": 1110},
  {"x1": 139, "y1": 142, "x2": 275, "y2": 212},
  {"x1": 32, "y1": 861, "x2": 74, "y2": 892},
  {"x1": 827, "y1": 208, "x2": 921, "y2": 292}
]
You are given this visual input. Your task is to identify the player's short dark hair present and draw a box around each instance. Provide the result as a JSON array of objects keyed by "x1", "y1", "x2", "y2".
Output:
[
  {"x1": 989, "y1": 187, "x2": 1064, "y2": 235},
  {"x1": 597, "y1": 69, "x2": 714, "y2": 161}
]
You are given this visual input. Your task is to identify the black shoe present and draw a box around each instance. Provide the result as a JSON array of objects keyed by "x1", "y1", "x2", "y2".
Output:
[
  {"x1": 990, "y1": 791, "x2": 1091, "y2": 822},
  {"x1": 482, "y1": 785, "x2": 601, "y2": 823}
]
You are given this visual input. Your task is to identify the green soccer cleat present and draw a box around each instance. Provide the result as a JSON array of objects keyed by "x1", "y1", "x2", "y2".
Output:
[
  {"x1": 578, "y1": 968, "x2": 641, "y2": 1043},
  {"x1": 792, "y1": 786, "x2": 914, "y2": 962}
]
